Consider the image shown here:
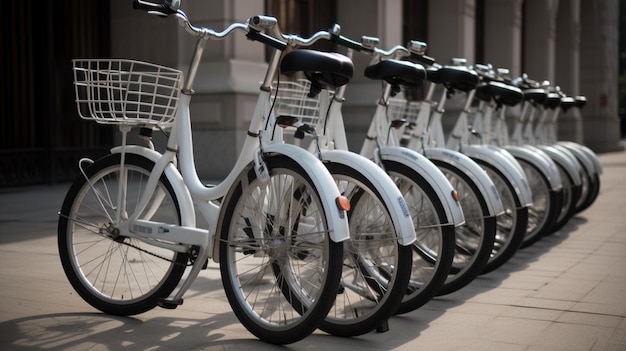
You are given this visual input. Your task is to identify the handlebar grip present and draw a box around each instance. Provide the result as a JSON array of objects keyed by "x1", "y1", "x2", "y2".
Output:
[
  {"x1": 331, "y1": 33, "x2": 367, "y2": 52},
  {"x1": 133, "y1": 0, "x2": 177, "y2": 16},
  {"x1": 410, "y1": 53, "x2": 436, "y2": 67},
  {"x1": 247, "y1": 30, "x2": 287, "y2": 51}
]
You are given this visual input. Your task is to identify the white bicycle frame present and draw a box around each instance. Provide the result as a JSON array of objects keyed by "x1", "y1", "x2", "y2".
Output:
[
  {"x1": 105, "y1": 12, "x2": 350, "y2": 306},
  {"x1": 513, "y1": 98, "x2": 583, "y2": 188},
  {"x1": 541, "y1": 99, "x2": 602, "y2": 177},
  {"x1": 272, "y1": 29, "x2": 464, "y2": 227},
  {"x1": 329, "y1": 84, "x2": 465, "y2": 228},
  {"x1": 472, "y1": 97, "x2": 563, "y2": 192},
  {"x1": 401, "y1": 81, "x2": 504, "y2": 217},
  {"x1": 429, "y1": 81, "x2": 533, "y2": 207},
  {"x1": 277, "y1": 80, "x2": 417, "y2": 246}
]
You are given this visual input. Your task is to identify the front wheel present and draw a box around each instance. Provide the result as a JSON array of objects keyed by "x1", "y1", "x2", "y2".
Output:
[
  {"x1": 58, "y1": 153, "x2": 188, "y2": 316},
  {"x1": 433, "y1": 161, "x2": 495, "y2": 295},
  {"x1": 473, "y1": 160, "x2": 527, "y2": 272},
  {"x1": 318, "y1": 162, "x2": 412, "y2": 337},
  {"x1": 382, "y1": 161, "x2": 456, "y2": 315},
  {"x1": 516, "y1": 158, "x2": 562, "y2": 243},
  {"x1": 218, "y1": 155, "x2": 343, "y2": 345}
]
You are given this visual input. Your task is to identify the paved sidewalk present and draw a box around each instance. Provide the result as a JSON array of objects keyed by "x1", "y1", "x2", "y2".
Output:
[{"x1": 1, "y1": 148, "x2": 625, "y2": 351}]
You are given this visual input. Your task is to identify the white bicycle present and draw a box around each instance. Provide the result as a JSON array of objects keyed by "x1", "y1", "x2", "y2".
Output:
[{"x1": 57, "y1": 1, "x2": 354, "y2": 344}]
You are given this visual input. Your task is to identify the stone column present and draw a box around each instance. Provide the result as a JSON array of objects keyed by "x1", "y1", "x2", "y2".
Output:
[
  {"x1": 483, "y1": 0, "x2": 524, "y2": 135},
  {"x1": 555, "y1": 0, "x2": 583, "y2": 143},
  {"x1": 428, "y1": 0, "x2": 476, "y2": 64},
  {"x1": 338, "y1": 0, "x2": 404, "y2": 151},
  {"x1": 427, "y1": 0, "x2": 476, "y2": 135},
  {"x1": 110, "y1": 0, "x2": 267, "y2": 179},
  {"x1": 522, "y1": 0, "x2": 559, "y2": 82},
  {"x1": 578, "y1": 0, "x2": 622, "y2": 152},
  {"x1": 483, "y1": 0, "x2": 523, "y2": 77}
]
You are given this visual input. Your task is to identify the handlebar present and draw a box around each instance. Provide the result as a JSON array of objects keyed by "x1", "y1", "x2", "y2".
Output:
[{"x1": 132, "y1": 0, "x2": 286, "y2": 51}]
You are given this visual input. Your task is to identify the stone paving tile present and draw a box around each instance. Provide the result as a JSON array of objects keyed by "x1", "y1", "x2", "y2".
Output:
[{"x1": 1, "y1": 149, "x2": 625, "y2": 351}]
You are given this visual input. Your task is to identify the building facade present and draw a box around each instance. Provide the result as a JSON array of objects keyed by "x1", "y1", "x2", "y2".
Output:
[{"x1": 1, "y1": 0, "x2": 621, "y2": 185}]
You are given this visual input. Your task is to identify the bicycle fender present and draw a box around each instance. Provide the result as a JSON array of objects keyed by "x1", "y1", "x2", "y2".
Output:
[
  {"x1": 262, "y1": 143, "x2": 351, "y2": 243},
  {"x1": 554, "y1": 144, "x2": 596, "y2": 178},
  {"x1": 424, "y1": 148, "x2": 504, "y2": 216},
  {"x1": 461, "y1": 145, "x2": 533, "y2": 207},
  {"x1": 320, "y1": 150, "x2": 417, "y2": 246},
  {"x1": 111, "y1": 146, "x2": 197, "y2": 228},
  {"x1": 537, "y1": 145, "x2": 583, "y2": 187},
  {"x1": 558, "y1": 141, "x2": 603, "y2": 174},
  {"x1": 504, "y1": 145, "x2": 563, "y2": 191},
  {"x1": 378, "y1": 146, "x2": 465, "y2": 227}
]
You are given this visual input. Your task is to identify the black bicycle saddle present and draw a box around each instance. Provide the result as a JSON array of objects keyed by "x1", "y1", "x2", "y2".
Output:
[
  {"x1": 426, "y1": 66, "x2": 479, "y2": 92},
  {"x1": 475, "y1": 81, "x2": 524, "y2": 107},
  {"x1": 280, "y1": 49, "x2": 354, "y2": 89},
  {"x1": 363, "y1": 59, "x2": 426, "y2": 88}
]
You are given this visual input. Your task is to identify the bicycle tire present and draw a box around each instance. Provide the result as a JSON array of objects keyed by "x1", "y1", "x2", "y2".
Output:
[
  {"x1": 318, "y1": 162, "x2": 412, "y2": 337},
  {"x1": 577, "y1": 172, "x2": 600, "y2": 213},
  {"x1": 472, "y1": 160, "x2": 528, "y2": 269},
  {"x1": 549, "y1": 162, "x2": 580, "y2": 233},
  {"x1": 516, "y1": 158, "x2": 562, "y2": 241},
  {"x1": 382, "y1": 161, "x2": 455, "y2": 315},
  {"x1": 58, "y1": 153, "x2": 188, "y2": 316},
  {"x1": 432, "y1": 161, "x2": 496, "y2": 295},
  {"x1": 218, "y1": 155, "x2": 343, "y2": 345}
]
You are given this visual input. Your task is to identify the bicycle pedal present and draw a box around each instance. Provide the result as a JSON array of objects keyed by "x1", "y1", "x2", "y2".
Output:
[
  {"x1": 158, "y1": 298, "x2": 183, "y2": 309},
  {"x1": 376, "y1": 319, "x2": 390, "y2": 333}
]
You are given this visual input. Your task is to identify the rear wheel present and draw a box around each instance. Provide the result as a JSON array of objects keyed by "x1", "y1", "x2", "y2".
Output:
[{"x1": 58, "y1": 153, "x2": 187, "y2": 316}]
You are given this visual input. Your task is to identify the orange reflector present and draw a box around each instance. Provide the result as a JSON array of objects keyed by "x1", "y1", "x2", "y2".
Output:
[
  {"x1": 336, "y1": 195, "x2": 351, "y2": 211},
  {"x1": 451, "y1": 190, "x2": 460, "y2": 202}
]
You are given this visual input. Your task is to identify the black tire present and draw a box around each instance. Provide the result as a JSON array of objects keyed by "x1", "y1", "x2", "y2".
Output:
[
  {"x1": 318, "y1": 162, "x2": 412, "y2": 337},
  {"x1": 516, "y1": 158, "x2": 562, "y2": 241},
  {"x1": 382, "y1": 161, "x2": 455, "y2": 315},
  {"x1": 432, "y1": 161, "x2": 496, "y2": 295},
  {"x1": 472, "y1": 160, "x2": 528, "y2": 269},
  {"x1": 218, "y1": 155, "x2": 343, "y2": 345},
  {"x1": 577, "y1": 172, "x2": 600, "y2": 213},
  {"x1": 550, "y1": 162, "x2": 580, "y2": 233},
  {"x1": 58, "y1": 153, "x2": 188, "y2": 316}
]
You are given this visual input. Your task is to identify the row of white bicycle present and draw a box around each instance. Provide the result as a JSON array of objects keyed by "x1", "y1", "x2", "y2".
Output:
[{"x1": 57, "y1": 0, "x2": 601, "y2": 345}]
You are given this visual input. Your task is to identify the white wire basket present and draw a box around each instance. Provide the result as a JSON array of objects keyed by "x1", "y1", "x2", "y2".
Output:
[
  {"x1": 386, "y1": 98, "x2": 421, "y2": 124},
  {"x1": 271, "y1": 79, "x2": 322, "y2": 130},
  {"x1": 72, "y1": 59, "x2": 183, "y2": 127}
]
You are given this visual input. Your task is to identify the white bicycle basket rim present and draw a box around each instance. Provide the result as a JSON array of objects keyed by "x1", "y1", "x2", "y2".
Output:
[
  {"x1": 72, "y1": 59, "x2": 183, "y2": 127},
  {"x1": 271, "y1": 79, "x2": 323, "y2": 132},
  {"x1": 386, "y1": 97, "x2": 421, "y2": 124}
]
